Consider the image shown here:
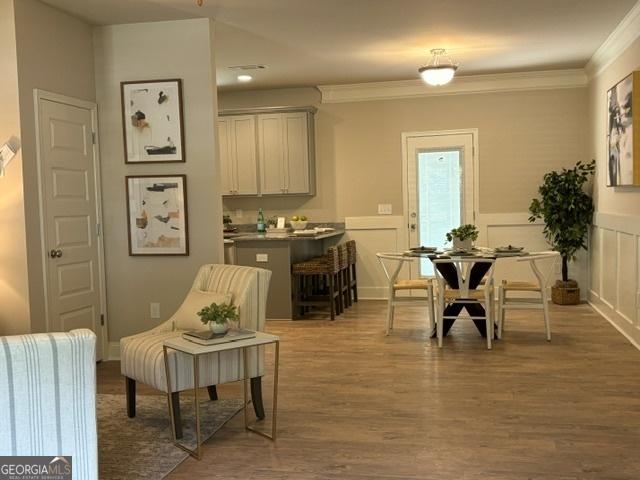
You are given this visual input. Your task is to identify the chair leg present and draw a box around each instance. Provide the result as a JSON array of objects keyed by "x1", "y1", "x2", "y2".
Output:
[
  {"x1": 171, "y1": 391, "x2": 183, "y2": 439},
  {"x1": 427, "y1": 284, "x2": 435, "y2": 335},
  {"x1": 125, "y1": 377, "x2": 136, "y2": 418},
  {"x1": 542, "y1": 290, "x2": 551, "y2": 341},
  {"x1": 207, "y1": 385, "x2": 218, "y2": 401},
  {"x1": 485, "y1": 297, "x2": 493, "y2": 350},
  {"x1": 437, "y1": 297, "x2": 444, "y2": 348},
  {"x1": 250, "y1": 377, "x2": 265, "y2": 420},
  {"x1": 497, "y1": 285, "x2": 505, "y2": 339},
  {"x1": 386, "y1": 291, "x2": 395, "y2": 335}
]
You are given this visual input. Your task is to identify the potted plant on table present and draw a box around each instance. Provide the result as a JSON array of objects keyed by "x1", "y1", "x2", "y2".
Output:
[
  {"x1": 528, "y1": 160, "x2": 595, "y2": 305},
  {"x1": 197, "y1": 302, "x2": 239, "y2": 334},
  {"x1": 446, "y1": 224, "x2": 479, "y2": 250}
]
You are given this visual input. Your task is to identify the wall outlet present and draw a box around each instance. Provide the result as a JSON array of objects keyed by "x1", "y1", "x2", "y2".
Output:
[
  {"x1": 150, "y1": 302, "x2": 160, "y2": 319},
  {"x1": 256, "y1": 253, "x2": 268, "y2": 263},
  {"x1": 378, "y1": 204, "x2": 392, "y2": 215}
]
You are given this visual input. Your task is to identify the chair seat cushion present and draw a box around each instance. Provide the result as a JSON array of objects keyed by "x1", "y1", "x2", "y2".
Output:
[
  {"x1": 394, "y1": 279, "x2": 432, "y2": 290},
  {"x1": 443, "y1": 289, "x2": 487, "y2": 300},
  {"x1": 120, "y1": 329, "x2": 261, "y2": 393},
  {"x1": 172, "y1": 290, "x2": 233, "y2": 331},
  {"x1": 501, "y1": 281, "x2": 541, "y2": 292}
]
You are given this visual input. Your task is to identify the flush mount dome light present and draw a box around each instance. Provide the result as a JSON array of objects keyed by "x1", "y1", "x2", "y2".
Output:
[
  {"x1": 237, "y1": 74, "x2": 253, "y2": 83},
  {"x1": 418, "y1": 48, "x2": 458, "y2": 86}
]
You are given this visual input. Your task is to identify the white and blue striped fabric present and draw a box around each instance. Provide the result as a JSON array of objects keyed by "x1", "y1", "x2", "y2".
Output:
[
  {"x1": 0, "y1": 329, "x2": 98, "y2": 480},
  {"x1": 120, "y1": 264, "x2": 271, "y2": 393}
]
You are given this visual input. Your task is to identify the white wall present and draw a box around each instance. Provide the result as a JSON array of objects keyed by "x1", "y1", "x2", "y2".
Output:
[{"x1": 94, "y1": 19, "x2": 223, "y2": 342}]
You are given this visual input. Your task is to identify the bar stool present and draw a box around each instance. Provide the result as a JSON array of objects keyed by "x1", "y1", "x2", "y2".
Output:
[
  {"x1": 338, "y1": 244, "x2": 351, "y2": 310},
  {"x1": 292, "y1": 246, "x2": 342, "y2": 320},
  {"x1": 346, "y1": 240, "x2": 358, "y2": 304}
]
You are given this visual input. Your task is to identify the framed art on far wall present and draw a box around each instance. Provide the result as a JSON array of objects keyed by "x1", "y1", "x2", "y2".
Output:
[
  {"x1": 607, "y1": 71, "x2": 639, "y2": 186},
  {"x1": 126, "y1": 175, "x2": 189, "y2": 256},
  {"x1": 121, "y1": 79, "x2": 185, "y2": 163}
]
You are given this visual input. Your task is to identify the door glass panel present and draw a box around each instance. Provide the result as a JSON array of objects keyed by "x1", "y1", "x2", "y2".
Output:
[{"x1": 417, "y1": 149, "x2": 462, "y2": 276}]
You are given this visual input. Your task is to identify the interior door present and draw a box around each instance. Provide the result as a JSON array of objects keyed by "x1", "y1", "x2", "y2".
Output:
[
  {"x1": 405, "y1": 132, "x2": 475, "y2": 278},
  {"x1": 38, "y1": 97, "x2": 104, "y2": 359}
]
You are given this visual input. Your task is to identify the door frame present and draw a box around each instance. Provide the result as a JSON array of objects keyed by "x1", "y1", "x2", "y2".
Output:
[
  {"x1": 401, "y1": 128, "x2": 480, "y2": 251},
  {"x1": 33, "y1": 89, "x2": 108, "y2": 359}
]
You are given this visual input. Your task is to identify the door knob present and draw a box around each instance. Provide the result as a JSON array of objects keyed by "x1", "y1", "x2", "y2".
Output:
[
  {"x1": 49, "y1": 249, "x2": 63, "y2": 258},
  {"x1": 410, "y1": 224, "x2": 417, "y2": 231}
]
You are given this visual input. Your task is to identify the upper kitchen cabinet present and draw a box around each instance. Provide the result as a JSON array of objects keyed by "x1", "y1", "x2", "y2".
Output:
[
  {"x1": 219, "y1": 106, "x2": 317, "y2": 197},
  {"x1": 218, "y1": 115, "x2": 259, "y2": 195}
]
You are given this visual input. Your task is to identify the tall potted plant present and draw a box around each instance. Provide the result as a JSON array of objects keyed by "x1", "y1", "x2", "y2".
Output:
[{"x1": 528, "y1": 160, "x2": 595, "y2": 304}]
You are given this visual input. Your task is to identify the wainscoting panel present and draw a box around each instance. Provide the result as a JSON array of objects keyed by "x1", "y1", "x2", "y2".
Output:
[{"x1": 589, "y1": 212, "x2": 640, "y2": 349}]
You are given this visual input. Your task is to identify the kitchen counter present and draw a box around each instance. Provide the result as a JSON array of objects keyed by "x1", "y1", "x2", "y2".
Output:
[{"x1": 225, "y1": 230, "x2": 345, "y2": 242}]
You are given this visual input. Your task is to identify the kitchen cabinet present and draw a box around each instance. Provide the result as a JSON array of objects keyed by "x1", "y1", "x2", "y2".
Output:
[
  {"x1": 218, "y1": 115, "x2": 258, "y2": 195},
  {"x1": 219, "y1": 107, "x2": 316, "y2": 197}
]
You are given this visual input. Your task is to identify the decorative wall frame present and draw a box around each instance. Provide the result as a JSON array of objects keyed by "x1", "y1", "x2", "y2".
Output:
[
  {"x1": 126, "y1": 175, "x2": 189, "y2": 256},
  {"x1": 121, "y1": 79, "x2": 186, "y2": 164},
  {"x1": 607, "y1": 71, "x2": 639, "y2": 186}
]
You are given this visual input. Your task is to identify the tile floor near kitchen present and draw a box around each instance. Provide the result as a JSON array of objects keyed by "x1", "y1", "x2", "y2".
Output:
[{"x1": 99, "y1": 301, "x2": 640, "y2": 480}]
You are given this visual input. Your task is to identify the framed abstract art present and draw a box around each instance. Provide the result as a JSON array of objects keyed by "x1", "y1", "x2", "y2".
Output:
[
  {"x1": 121, "y1": 79, "x2": 186, "y2": 163},
  {"x1": 607, "y1": 71, "x2": 639, "y2": 186},
  {"x1": 126, "y1": 175, "x2": 189, "y2": 256}
]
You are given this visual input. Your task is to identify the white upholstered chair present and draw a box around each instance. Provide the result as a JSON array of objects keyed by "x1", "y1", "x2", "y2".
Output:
[
  {"x1": 0, "y1": 329, "x2": 98, "y2": 480},
  {"x1": 120, "y1": 264, "x2": 271, "y2": 438}
]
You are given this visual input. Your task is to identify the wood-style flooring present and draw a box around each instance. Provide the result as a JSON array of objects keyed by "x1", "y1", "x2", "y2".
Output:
[{"x1": 98, "y1": 301, "x2": 640, "y2": 479}]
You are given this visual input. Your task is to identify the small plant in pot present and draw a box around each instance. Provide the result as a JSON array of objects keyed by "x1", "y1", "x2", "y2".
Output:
[
  {"x1": 528, "y1": 160, "x2": 595, "y2": 305},
  {"x1": 197, "y1": 302, "x2": 239, "y2": 334},
  {"x1": 446, "y1": 224, "x2": 479, "y2": 250}
]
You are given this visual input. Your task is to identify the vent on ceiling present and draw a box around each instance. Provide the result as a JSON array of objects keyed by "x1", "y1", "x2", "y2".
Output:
[{"x1": 228, "y1": 64, "x2": 267, "y2": 71}]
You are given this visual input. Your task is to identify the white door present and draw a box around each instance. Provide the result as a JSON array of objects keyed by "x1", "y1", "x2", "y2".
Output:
[
  {"x1": 404, "y1": 131, "x2": 476, "y2": 278},
  {"x1": 283, "y1": 112, "x2": 310, "y2": 194},
  {"x1": 37, "y1": 95, "x2": 105, "y2": 359}
]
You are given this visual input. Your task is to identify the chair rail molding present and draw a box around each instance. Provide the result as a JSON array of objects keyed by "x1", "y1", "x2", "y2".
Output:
[
  {"x1": 318, "y1": 69, "x2": 587, "y2": 104},
  {"x1": 585, "y1": 0, "x2": 640, "y2": 79}
]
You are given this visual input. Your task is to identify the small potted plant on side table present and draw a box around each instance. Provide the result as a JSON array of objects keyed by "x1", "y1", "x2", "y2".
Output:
[
  {"x1": 446, "y1": 224, "x2": 479, "y2": 250},
  {"x1": 197, "y1": 302, "x2": 239, "y2": 334},
  {"x1": 528, "y1": 160, "x2": 595, "y2": 305}
]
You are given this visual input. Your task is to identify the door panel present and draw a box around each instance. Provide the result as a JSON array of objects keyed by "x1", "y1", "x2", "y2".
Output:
[
  {"x1": 283, "y1": 113, "x2": 310, "y2": 194},
  {"x1": 231, "y1": 115, "x2": 258, "y2": 195},
  {"x1": 39, "y1": 98, "x2": 103, "y2": 359},
  {"x1": 258, "y1": 114, "x2": 285, "y2": 194},
  {"x1": 217, "y1": 118, "x2": 235, "y2": 195}
]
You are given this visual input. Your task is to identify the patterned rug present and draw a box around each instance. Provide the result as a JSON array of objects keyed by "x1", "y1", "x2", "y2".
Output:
[{"x1": 97, "y1": 393, "x2": 243, "y2": 479}]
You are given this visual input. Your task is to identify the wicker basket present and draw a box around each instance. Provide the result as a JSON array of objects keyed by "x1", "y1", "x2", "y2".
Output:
[{"x1": 551, "y1": 280, "x2": 580, "y2": 305}]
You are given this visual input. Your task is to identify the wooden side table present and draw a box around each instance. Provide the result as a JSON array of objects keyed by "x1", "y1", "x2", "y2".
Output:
[{"x1": 163, "y1": 332, "x2": 280, "y2": 459}]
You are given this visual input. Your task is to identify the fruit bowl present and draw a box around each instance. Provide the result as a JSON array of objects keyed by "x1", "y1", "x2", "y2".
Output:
[{"x1": 290, "y1": 220, "x2": 308, "y2": 230}]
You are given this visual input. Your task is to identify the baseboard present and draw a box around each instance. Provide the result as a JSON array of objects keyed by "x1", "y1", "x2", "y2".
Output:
[
  {"x1": 588, "y1": 296, "x2": 640, "y2": 351},
  {"x1": 107, "y1": 341, "x2": 120, "y2": 361}
]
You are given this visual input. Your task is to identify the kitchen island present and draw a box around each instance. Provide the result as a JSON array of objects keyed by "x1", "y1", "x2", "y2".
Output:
[{"x1": 226, "y1": 230, "x2": 345, "y2": 319}]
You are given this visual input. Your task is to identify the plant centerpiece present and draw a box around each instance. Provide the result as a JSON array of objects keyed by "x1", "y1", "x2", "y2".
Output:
[
  {"x1": 197, "y1": 302, "x2": 239, "y2": 334},
  {"x1": 446, "y1": 224, "x2": 479, "y2": 250},
  {"x1": 528, "y1": 160, "x2": 595, "y2": 305}
]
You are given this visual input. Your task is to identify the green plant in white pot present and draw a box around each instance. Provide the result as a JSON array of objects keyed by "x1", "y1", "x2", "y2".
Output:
[
  {"x1": 446, "y1": 224, "x2": 479, "y2": 250},
  {"x1": 197, "y1": 302, "x2": 239, "y2": 334}
]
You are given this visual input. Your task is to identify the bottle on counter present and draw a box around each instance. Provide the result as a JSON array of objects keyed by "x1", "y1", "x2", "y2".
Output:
[{"x1": 257, "y1": 208, "x2": 266, "y2": 233}]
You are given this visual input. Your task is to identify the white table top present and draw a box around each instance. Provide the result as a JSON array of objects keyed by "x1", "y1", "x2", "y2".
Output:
[{"x1": 164, "y1": 331, "x2": 279, "y2": 355}]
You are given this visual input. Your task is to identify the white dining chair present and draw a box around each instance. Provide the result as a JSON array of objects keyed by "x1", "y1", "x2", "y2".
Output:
[
  {"x1": 432, "y1": 257, "x2": 497, "y2": 349},
  {"x1": 497, "y1": 251, "x2": 560, "y2": 341},
  {"x1": 376, "y1": 253, "x2": 435, "y2": 336}
]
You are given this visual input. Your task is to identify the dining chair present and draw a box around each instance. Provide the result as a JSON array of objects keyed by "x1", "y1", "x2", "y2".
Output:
[
  {"x1": 432, "y1": 257, "x2": 497, "y2": 349},
  {"x1": 376, "y1": 253, "x2": 435, "y2": 336},
  {"x1": 497, "y1": 251, "x2": 560, "y2": 341}
]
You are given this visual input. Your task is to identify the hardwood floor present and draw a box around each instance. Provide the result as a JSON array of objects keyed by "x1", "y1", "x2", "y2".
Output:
[{"x1": 98, "y1": 301, "x2": 640, "y2": 479}]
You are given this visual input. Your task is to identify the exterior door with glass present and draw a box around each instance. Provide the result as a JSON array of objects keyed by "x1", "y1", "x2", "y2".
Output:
[{"x1": 404, "y1": 131, "x2": 476, "y2": 278}]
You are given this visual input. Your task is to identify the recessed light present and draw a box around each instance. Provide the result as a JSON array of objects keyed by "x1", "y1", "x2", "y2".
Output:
[{"x1": 237, "y1": 74, "x2": 253, "y2": 83}]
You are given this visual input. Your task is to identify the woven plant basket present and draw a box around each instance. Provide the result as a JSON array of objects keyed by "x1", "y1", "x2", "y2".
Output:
[{"x1": 551, "y1": 280, "x2": 580, "y2": 305}]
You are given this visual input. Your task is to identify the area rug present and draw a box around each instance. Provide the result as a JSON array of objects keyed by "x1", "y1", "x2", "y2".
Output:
[{"x1": 97, "y1": 394, "x2": 243, "y2": 479}]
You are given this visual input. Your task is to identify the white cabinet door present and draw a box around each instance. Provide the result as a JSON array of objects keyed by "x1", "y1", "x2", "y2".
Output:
[
  {"x1": 230, "y1": 115, "x2": 258, "y2": 195},
  {"x1": 217, "y1": 118, "x2": 235, "y2": 195},
  {"x1": 283, "y1": 112, "x2": 310, "y2": 194},
  {"x1": 258, "y1": 114, "x2": 286, "y2": 194}
]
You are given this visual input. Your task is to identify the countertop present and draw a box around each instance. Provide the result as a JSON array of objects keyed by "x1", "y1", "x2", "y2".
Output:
[{"x1": 224, "y1": 230, "x2": 345, "y2": 242}]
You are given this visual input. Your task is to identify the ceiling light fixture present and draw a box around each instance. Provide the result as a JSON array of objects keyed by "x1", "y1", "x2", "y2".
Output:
[
  {"x1": 196, "y1": 0, "x2": 203, "y2": 6},
  {"x1": 418, "y1": 48, "x2": 458, "y2": 86},
  {"x1": 237, "y1": 74, "x2": 253, "y2": 83}
]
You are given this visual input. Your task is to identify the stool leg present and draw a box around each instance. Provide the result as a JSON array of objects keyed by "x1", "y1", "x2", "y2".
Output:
[
  {"x1": 328, "y1": 273, "x2": 336, "y2": 320},
  {"x1": 352, "y1": 265, "x2": 358, "y2": 302},
  {"x1": 292, "y1": 273, "x2": 300, "y2": 319}
]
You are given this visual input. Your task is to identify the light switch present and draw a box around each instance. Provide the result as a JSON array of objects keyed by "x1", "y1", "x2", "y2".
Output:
[
  {"x1": 256, "y1": 253, "x2": 268, "y2": 263},
  {"x1": 378, "y1": 204, "x2": 392, "y2": 215},
  {"x1": 150, "y1": 302, "x2": 160, "y2": 319}
]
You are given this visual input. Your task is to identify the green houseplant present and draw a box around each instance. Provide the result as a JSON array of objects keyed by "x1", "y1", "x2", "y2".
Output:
[
  {"x1": 446, "y1": 224, "x2": 479, "y2": 250},
  {"x1": 528, "y1": 160, "x2": 595, "y2": 304},
  {"x1": 197, "y1": 302, "x2": 239, "y2": 334}
]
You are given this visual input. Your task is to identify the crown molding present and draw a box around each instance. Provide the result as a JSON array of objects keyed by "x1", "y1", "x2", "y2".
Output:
[
  {"x1": 585, "y1": 0, "x2": 640, "y2": 79},
  {"x1": 318, "y1": 69, "x2": 587, "y2": 104}
]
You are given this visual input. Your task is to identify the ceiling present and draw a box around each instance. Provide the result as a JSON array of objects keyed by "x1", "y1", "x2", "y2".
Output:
[{"x1": 42, "y1": 0, "x2": 638, "y2": 91}]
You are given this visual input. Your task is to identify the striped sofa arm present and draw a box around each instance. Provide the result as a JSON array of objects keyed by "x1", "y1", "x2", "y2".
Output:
[{"x1": 0, "y1": 329, "x2": 98, "y2": 480}]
